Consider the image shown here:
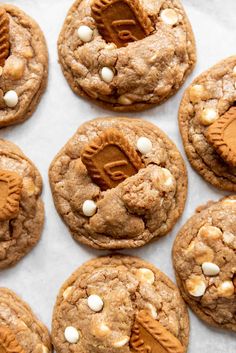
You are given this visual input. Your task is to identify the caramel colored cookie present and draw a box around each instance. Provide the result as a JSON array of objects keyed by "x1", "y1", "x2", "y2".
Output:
[
  {"x1": 0, "y1": 140, "x2": 44, "y2": 269},
  {"x1": 49, "y1": 117, "x2": 187, "y2": 249},
  {"x1": 179, "y1": 56, "x2": 236, "y2": 191},
  {"x1": 58, "y1": 0, "x2": 196, "y2": 111},
  {"x1": 173, "y1": 196, "x2": 236, "y2": 332},
  {"x1": 0, "y1": 288, "x2": 52, "y2": 353},
  {"x1": 0, "y1": 4, "x2": 48, "y2": 127},
  {"x1": 52, "y1": 255, "x2": 189, "y2": 353}
]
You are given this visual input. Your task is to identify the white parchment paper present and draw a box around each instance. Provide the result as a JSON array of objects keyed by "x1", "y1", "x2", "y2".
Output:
[{"x1": 0, "y1": 0, "x2": 235, "y2": 351}]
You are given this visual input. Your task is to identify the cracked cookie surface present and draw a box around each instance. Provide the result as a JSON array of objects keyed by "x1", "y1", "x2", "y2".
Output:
[
  {"x1": 58, "y1": 0, "x2": 196, "y2": 111},
  {"x1": 179, "y1": 56, "x2": 236, "y2": 191},
  {"x1": 0, "y1": 288, "x2": 51, "y2": 353},
  {"x1": 0, "y1": 140, "x2": 44, "y2": 269},
  {"x1": 173, "y1": 196, "x2": 236, "y2": 332},
  {"x1": 52, "y1": 255, "x2": 189, "y2": 353},
  {"x1": 49, "y1": 117, "x2": 187, "y2": 249},
  {"x1": 0, "y1": 4, "x2": 48, "y2": 127}
]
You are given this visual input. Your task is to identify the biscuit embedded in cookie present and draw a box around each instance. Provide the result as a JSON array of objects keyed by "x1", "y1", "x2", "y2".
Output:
[
  {"x1": 130, "y1": 310, "x2": 184, "y2": 353},
  {"x1": 49, "y1": 117, "x2": 187, "y2": 249},
  {"x1": 0, "y1": 139, "x2": 44, "y2": 270},
  {"x1": 206, "y1": 106, "x2": 236, "y2": 167},
  {"x1": 0, "y1": 8, "x2": 10, "y2": 67},
  {"x1": 179, "y1": 56, "x2": 236, "y2": 191},
  {"x1": 0, "y1": 326, "x2": 25, "y2": 353},
  {"x1": 173, "y1": 196, "x2": 236, "y2": 332},
  {"x1": 81, "y1": 128, "x2": 143, "y2": 190},
  {"x1": 0, "y1": 170, "x2": 22, "y2": 221},
  {"x1": 0, "y1": 288, "x2": 52, "y2": 353},
  {"x1": 51, "y1": 255, "x2": 189, "y2": 353},
  {"x1": 91, "y1": 0, "x2": 154, "y2": 48}
]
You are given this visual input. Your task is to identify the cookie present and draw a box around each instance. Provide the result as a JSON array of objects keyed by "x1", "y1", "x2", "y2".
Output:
[
  {"x1": 58, "y1": 0, "x2": 196, "y2": 111},
  {"x1": 52, "y1": 255, "x2": 189, "y2": 353},
  {"x1": 0, "y1": 4, "x2": 48, "y2": 127},
  {"x1": 49, "y1": 117, "x2": 187, "y2": 249},
  {"x1": 0, "y1": 288, "x2": 52, "y2": 353},
  {"x1": 173, "y1": 196, "x2": 236, "y2": 332},
  {"x1": 0, "y1": 140, "x2": 44, "y2": 269},
  {"x1": 179, "y1": 56, "x2": 236, "y2": 191}
]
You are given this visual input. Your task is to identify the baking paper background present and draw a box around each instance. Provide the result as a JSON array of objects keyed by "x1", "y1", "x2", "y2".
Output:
[{"x1": 0, "y1": 0, "x2": 235, "y2": 351}]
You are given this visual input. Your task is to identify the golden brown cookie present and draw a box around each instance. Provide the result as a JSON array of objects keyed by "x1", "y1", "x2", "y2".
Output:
[
  {"x1": 0, "y1": 288, "x2": 52, "y2": 353},
  {"x1": 49, "y1": 117, "x2": 187, "y2": 249},
  {"x1": 58, "y1": 0, "x2": 196, "y2": 111},
  {"x1": 0, "y1": 140, "x2": 44, "y2": 269},
  {"x1": 51, "y1": 255, "x2": 189, "y2": 353},
  {"x1": 179, "y1": 56, "x2": 236, "y2": 191},
  {"x1": 0, "y1": 4, "x2": 48, "y2": 127},
  {"x1": 173, "y1": 196, "x2": 236, "y2": 332}
]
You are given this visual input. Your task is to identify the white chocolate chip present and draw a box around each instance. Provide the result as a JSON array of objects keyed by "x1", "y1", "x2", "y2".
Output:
[
  {"x1": 145, "y1": 303, "x2": 157, "y2": 319},
  {"x1": 199, "y1": 108, "x2": 218, "y2": 126},
  {"x1": 161, "y1": 9, "x2": 179, "y2": 25},
  {"x1": 185, "y1": 240, "x2": 195, "y2": 254},
  {"x1": 160, "y1": 168, "x2": 174, "y2": 187},
  {"x1": 223, "y1": 231, "x2": 235, "y2": 247},
  {"x1": 233, "y1": 66, "x2": 236, "y2": 76},
  {"x1": 41, "y1": 345, "x2": 49, "y2": 353},
  {"x1": 136, "y1": 268, "x2": 155, "y2": 284},
  {"x1": 82, "y1": 200, "x2": 97, "y2": 217},
  {"x1": 113, "y1": 336, "x2": 129, "y2": 347},
  {"x1": 77, "y1": 25, "x2": 93, "y2": 42},
  {"x1": 4, "y1": 90, "x2": 18, "y2": 108},
  {"x1": 202, "y1": 262, "x2": 220, "y2": 276},
  {"x1": 100, "y1": 67, "x2": 114, "y2": 83},
  {"x1": 87, "y1": 294, "x2": 104, "y2": 312},
  {"x1": 4, "y1": 56, "x2": 25, "y2": 80},
  {"x1": 189, "y1": 84, "x2": 205, "y2": 103},
  {"x1": 118, "y1": 95, "x2": 132, "y2": 105},
  {"x1": 63, "y1": 286, "x2": 73, "y2": 300},
  {"x1": 198, "y1": 226, "x2": 222, "y2": 241},
  {"x1": 91, "y1": 322, "x2": 111, "y2": 338},
  {"x1": 223, "y1": 199, "x2": 236, "y2": 205},
  {"x1": 218, "y1": 281, "x2": 234, "y2": 297},
  {"x1": 105, "y1": 43, "x2": 116, "y2": 50},
  {"x1": 64, "y1": 326, "x2": 80, "y2": 343},
  {"x1": 186, "y1": 276, "x2": 206, "y2": 297},
  {"x1": 137, "y1": 137, "x2": 152, "y2": 155},
  {"x1": 193, "y1": 241, "x2": 214, "y2": 264},
  {"x1": 23, "y1": 177, "x2": 35, "y2": 196},
  {"x1": 21, "y1": 47, "x2": 34, "y2": 59}
]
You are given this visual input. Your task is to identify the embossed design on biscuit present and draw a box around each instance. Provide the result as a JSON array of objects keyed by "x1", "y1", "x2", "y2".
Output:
[
  {"x1": 81, "y1": 128, "x2": 143, "y2": 190},
  {"x1": 0, "y1": 8, "x2": 10, "y2": 67},
  {"x1": 130, "y1": 310, "x2": 184, "y2": 353},
  {"x1": 206, "y1": 106, "x2": 236, "y2": 167},
  {"x1": 0, "y1": 170, "x2": 22, "y2": 221},
  {"x1": 0, "y1": 326, "x2": 25, "y2": 353},
  {"x1": 91, "y1": 0, "x2": 153, "y2": 48}
]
